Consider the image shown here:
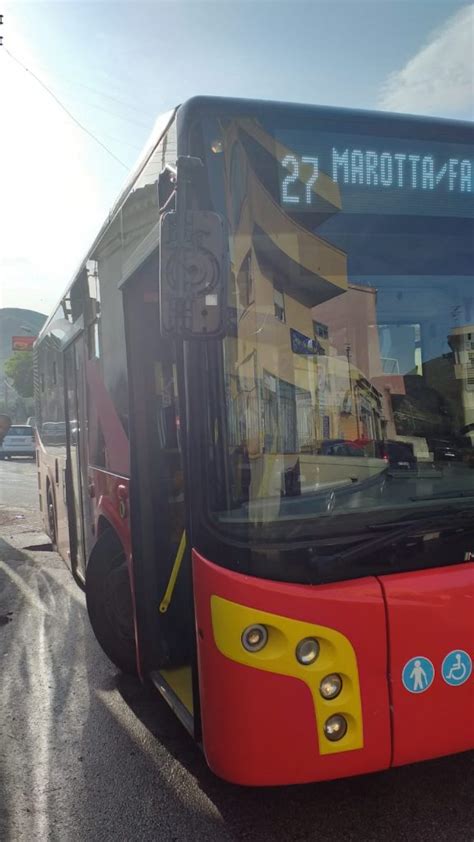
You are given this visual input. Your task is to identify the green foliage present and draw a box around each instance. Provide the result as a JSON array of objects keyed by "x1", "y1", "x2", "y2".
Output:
[{"x1": 4, "y1": 350, "x2": 34, "y2": 398}]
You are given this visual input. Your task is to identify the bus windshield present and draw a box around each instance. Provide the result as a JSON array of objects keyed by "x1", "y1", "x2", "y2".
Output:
[{"x1": 197, "y1": 104, "x2": 474, "y2": 539}]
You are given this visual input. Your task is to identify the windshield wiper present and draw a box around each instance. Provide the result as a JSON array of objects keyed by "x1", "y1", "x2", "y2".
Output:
[
  {"x1": 366, "y1": 502, "x2": 474, "y2": 531},
  {"x1": 410, "y1": 490, "x2": 474, "y2": 502},
  {"x1": 308, "y1": 508, "x2": 474, "y2": 570}
]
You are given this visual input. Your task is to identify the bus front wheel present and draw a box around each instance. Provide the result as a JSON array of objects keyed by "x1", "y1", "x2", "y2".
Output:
[
  {"x1": 85, "y1": 528, "x2": 137, "y2": 675},
  {"x1": 47, "y1": 486, "x2": 57, "y2": 549}
]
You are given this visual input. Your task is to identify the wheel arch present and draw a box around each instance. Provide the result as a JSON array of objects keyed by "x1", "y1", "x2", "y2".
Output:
[
  {"x1": 85, "y1": 523, "x2": 138, "y2": 674},
  {"x1": 87, "y1": 516, "x2": 127, "y2": 574},
  {"x1": 96, "y1": 513, "x2": 115, "y2": 540}
]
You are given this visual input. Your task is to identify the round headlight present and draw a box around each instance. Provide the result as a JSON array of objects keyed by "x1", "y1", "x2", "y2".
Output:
[
  {"x1": 320, "y1": 674, "x2": 342, "y2": 700},
  {"x1": 295, "y1": 637, "x2": 320, "y2": 665},
  {"x1": 241, "y1": 624, "x2": 268, "y2": 652},
  {"x1": 323, "y1": 714, "x2": 347, "y2": 741}
]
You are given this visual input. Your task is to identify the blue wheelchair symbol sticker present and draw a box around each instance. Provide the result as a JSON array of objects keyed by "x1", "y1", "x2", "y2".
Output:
[
  {"x1": 441, "y1": 650, "x2": 472, "y2": 686},
  {"x1": 402, "y1": 656, "x2": 435, "y2": 694}
]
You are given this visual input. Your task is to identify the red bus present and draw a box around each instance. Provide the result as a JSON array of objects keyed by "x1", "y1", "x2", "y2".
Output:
[{"x1": 35, "y1": 97, "x2": 473, "y2": 785}]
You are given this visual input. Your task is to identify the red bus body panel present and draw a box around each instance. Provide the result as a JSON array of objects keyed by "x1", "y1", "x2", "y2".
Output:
[
  {"x1": 193, "y1": 551, "x2": 391, "y2": 786},
  {"x1": 88, "y1": 467, "x2": 131, "y2": 556},
  {"x1": 380, "y1": 563, "x2": 474, "y2": 766},
  {"x1": 193, "y1": 552, "x2": 473, "y2": 786}
]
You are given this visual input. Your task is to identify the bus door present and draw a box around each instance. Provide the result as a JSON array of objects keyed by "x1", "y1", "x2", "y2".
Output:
[
  {"x1": 64, "y1": 338, "x2": 88, "y2": 581},
  {"x1": 122, "y1": 251, "x2": 194, "y2": 726}
]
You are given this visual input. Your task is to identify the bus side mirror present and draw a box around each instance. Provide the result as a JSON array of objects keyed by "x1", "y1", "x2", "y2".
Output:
[
  {"x1": 157, "y1": 165, "x2": 176, "y2": 211},
  {"x1": 159, "y1": 208, "x2": 227, "y2": 338}
]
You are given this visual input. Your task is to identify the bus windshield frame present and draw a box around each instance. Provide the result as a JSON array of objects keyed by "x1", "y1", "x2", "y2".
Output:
[{"x1": 179, "y1": 98, "x2": 474, "y2": 549}]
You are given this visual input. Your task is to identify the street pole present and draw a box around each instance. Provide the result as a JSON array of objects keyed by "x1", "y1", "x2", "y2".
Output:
[{"x1": 346, "y1": 344, "x2": 360, "y2": 439}]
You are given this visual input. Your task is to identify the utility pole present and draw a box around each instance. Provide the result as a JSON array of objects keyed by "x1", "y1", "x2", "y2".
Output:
[{"x1": 346, "y1": 344, "x2": 360, "y2": 439}]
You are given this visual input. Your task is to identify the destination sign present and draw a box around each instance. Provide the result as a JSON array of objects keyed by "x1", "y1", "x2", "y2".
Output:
[{"x1": 277, "y1": 129, "x2": 473, "y2": 217}]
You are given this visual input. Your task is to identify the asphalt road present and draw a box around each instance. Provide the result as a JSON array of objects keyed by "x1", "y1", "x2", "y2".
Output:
[
  {"x1": 0, "y1": 459, "x2": 473, "y2": 842},
  {"x1": 0, "y1": 456, "x2": 39, "y2": 510}
]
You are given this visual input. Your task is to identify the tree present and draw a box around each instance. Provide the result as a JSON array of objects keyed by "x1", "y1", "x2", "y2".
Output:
[{"x1": 4, "y1": 350, "x2": 34, "y2": 398}]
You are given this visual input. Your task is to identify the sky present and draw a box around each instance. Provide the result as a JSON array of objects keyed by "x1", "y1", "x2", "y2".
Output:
[{"x1": 0, "y1": 0, "x2": 472, "y2": 318}]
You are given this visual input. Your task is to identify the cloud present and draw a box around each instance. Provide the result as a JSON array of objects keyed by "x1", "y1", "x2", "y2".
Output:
[{"x1": 379, "y1": 4, "x2": 474, "y2": 118}]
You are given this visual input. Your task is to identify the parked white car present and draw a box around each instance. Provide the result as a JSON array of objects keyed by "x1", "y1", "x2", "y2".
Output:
[{"x1": 0, "y1": 424, "x2": 36, "y2": 459}]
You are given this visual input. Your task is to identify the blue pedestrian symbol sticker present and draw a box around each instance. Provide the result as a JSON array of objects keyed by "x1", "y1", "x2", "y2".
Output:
[
  {"x1": 402, "y1": 656, "x2": 435, "y2": 694},
  {"x1": 441, "y1": 650, "x2": 472, "y2": 686}
]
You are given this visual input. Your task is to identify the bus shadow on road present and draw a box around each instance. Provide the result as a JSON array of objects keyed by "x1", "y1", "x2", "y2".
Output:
[
  {"x1": 0, "y1": 537, "x2": 29, "y2": 562},
  {"x1": 116, "y1": 673, "x2": 473, "y2": 842}
]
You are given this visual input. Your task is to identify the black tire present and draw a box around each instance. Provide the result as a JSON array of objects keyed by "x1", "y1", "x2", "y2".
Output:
[
  {"x1": 47, "y1": 486, "x2": 57, "y2": 549},
  {"x1": 85, "y1": 528, "x2": 137, "y2": 675}
]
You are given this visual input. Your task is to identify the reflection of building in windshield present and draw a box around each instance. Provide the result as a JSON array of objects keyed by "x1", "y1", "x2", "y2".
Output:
[
  {"x1": 314, "y1": 283, "x2": 404, "y2": 443},
  {"x1": 219, "y1": 116, "x2": 473, "y2": 504},
  {"x1": 449, "y1": 325, "x2": 474, "y2": 444},
  {"x1": 316, "y1": 284, "x2": 473, "y2": 455},
  {"x1": 223, "y1": 118, "x2": 348, "y2": 455},
  {"x1": 221, "y1": 119, "x2": 387, "y2": 502}
]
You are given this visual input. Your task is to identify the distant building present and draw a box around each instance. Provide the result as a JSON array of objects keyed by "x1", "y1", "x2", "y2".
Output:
[{"x1": 0, "y1": 308, "x2": 47, "y2": 410}]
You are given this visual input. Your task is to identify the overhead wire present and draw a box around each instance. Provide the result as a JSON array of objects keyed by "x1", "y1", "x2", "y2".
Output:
[
  {"x1": 53, "y1": 74, "x2": 152, "y2": 118},
  {"x1": 96, "y1": 131, "x2": 143, "y2": 152},
  {"x1": 4, "y1": 48, "x2": 130, "y2": 169},
  {"x1": 51, "y1": 92, "x2": 151, "y2": 128},
  {"x1": 4, "y1": 48, "x2": 152, "y2": 121}
]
